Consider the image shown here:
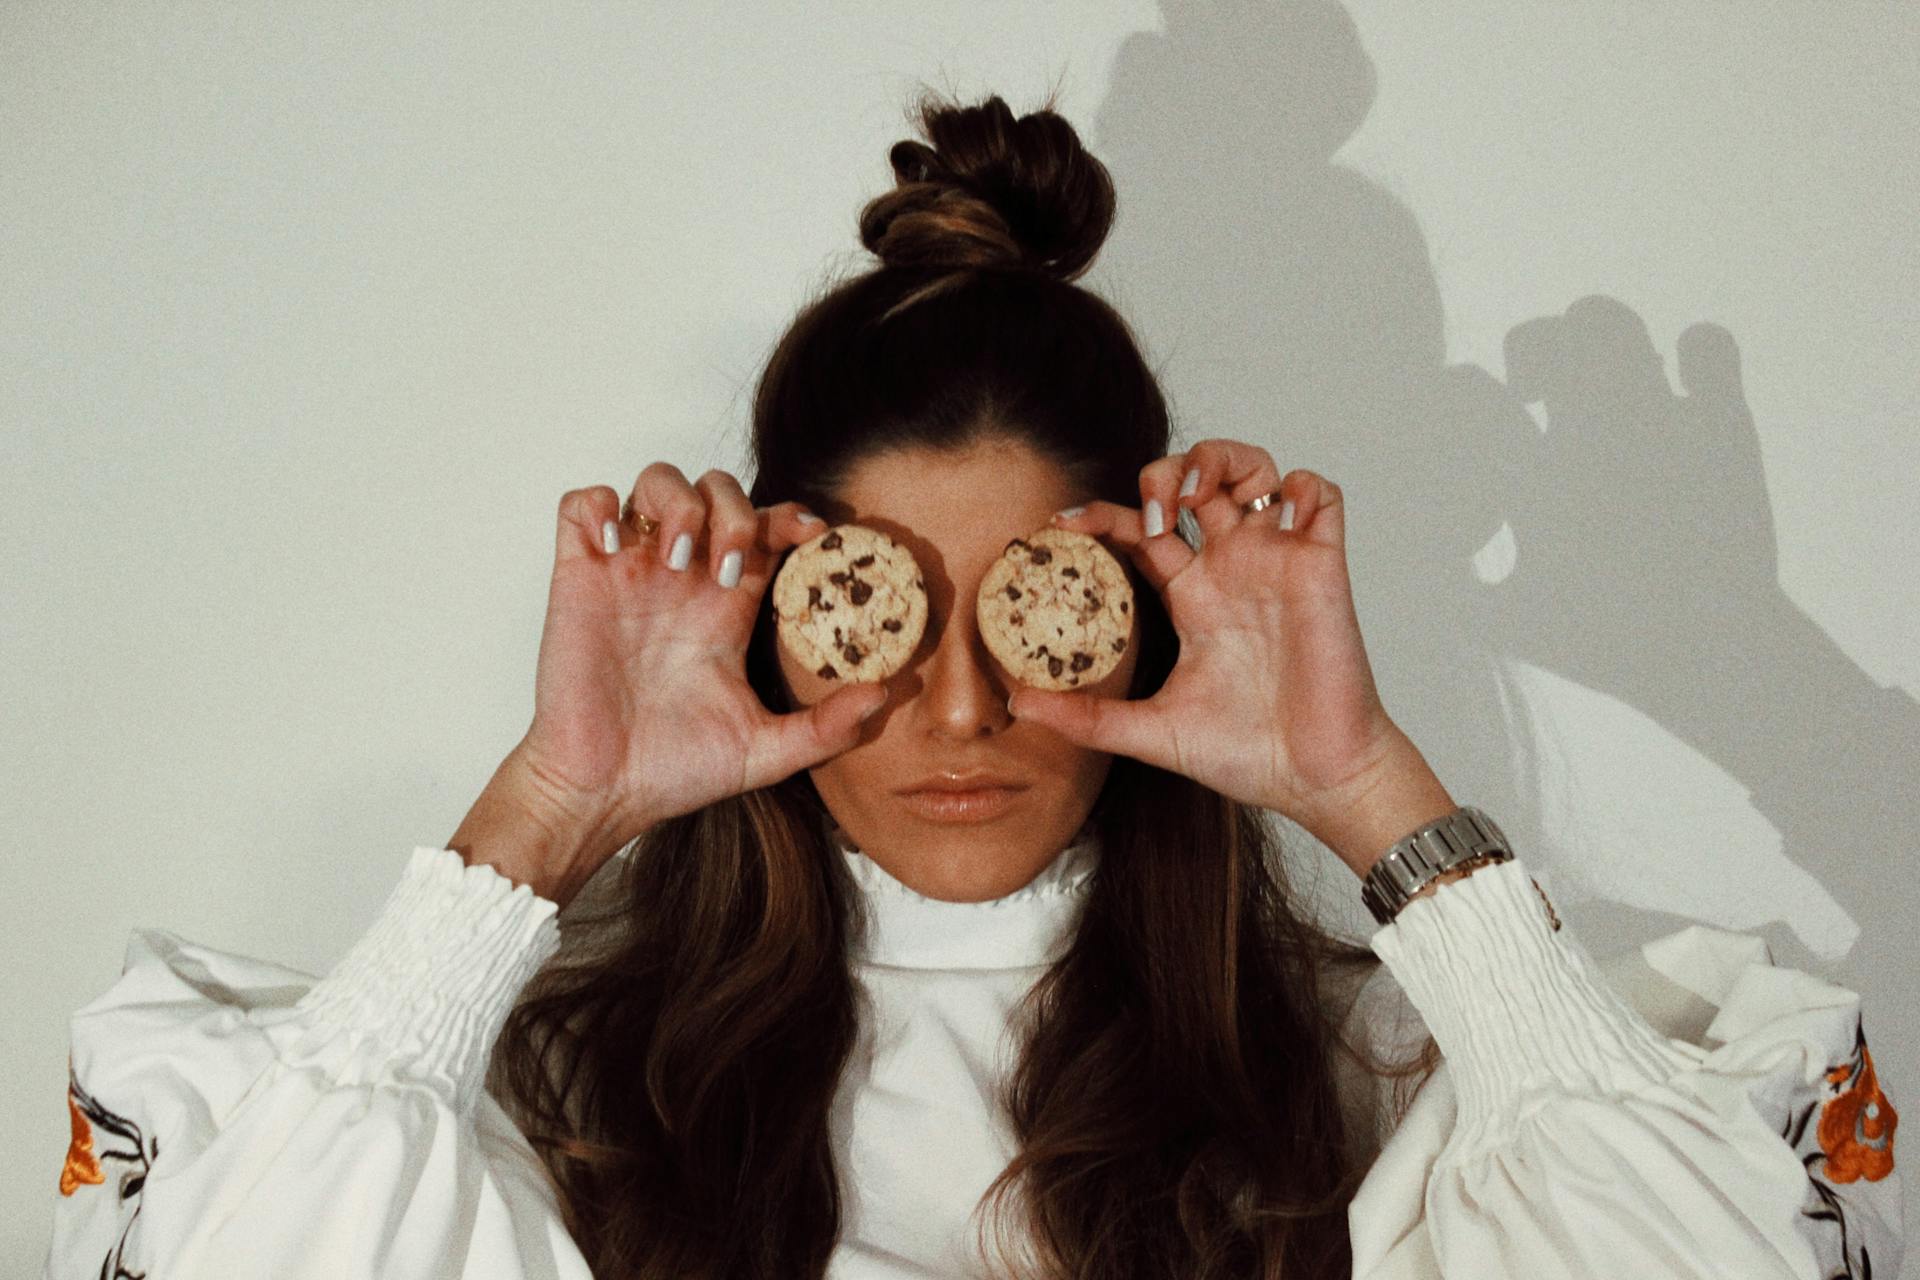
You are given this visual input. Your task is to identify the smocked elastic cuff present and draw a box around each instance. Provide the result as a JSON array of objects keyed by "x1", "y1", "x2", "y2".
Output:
[
  {"x1": 283, "y1": 847, "x2": 562, "y2": 1114},
  {"x1": 1369, "y1": 857, "x2": 1697, "y2": 1151}
]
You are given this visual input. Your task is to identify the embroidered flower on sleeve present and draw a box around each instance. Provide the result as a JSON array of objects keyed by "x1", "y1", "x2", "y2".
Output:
[
  {"x1": 61, "y1": 1086, "x2": 106, "y2": 1195},
  {"x1": 1818, "y1": 1027, "x2": 1898, "y2": 1184},
  {"x1": 1783, "y1": 1017, "x2": 1900, "y2": 1279},
  {"x1": 61, "y1": 1056, "x2": 155, "y2": 1279}
]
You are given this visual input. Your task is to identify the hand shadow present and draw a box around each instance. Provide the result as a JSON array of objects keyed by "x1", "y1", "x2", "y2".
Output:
[{"x1": 1482, "y1": 293, "x2": 1919, "y2": 965}]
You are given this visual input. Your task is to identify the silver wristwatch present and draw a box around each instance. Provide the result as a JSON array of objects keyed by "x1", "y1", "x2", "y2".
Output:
[{"x1": 1359, "y1": 805, "x2": 1513, "y2": 925}]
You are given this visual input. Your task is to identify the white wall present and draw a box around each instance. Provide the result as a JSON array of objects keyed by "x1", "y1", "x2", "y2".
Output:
[{"x1": 4, "y1": 2, "x2": 1913, "y2": 1273}]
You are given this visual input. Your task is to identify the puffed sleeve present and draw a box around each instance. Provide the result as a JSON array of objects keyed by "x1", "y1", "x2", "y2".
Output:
[
  {"x1": 44, "y1": 846, "x2": 595, "y2": 1280},
  {"x1": 1346, "y1": 856, "x2": 1903, "y2": 1280}
]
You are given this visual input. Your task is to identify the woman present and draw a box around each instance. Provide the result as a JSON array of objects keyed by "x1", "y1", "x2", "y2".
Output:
[{"x1": 48, "y1": 93, "x2": 1900, "y2": 1279}]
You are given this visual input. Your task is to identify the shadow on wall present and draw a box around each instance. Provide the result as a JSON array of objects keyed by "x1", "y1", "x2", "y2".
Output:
[{"x1": 1089, "y1": 0, "x2": 1917, "y2": 1109}]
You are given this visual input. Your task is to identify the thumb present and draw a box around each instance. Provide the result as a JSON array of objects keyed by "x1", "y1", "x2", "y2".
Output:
[
  {"x1": 753, "y1": 683, "x2": 889, "y2": 785},
  {"x1": 1010, "y1": 687, "x2": 1157, "y2": 765}
]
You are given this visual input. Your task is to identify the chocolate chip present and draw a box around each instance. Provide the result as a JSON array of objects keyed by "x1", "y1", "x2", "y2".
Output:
[
  {"x1": 833, "y1": 626, "x2": 843, "y2": 645},
  {"x1": 1009, "y1": 612, "x2": 1023, "y2": 625},
  {"x1": 842, "y1": 643, "x2": 864, "y2": 664},
  {"x1": 1004, "y1": 584, "x2": 1022, "y2": 601},
  {"x1": 1047, "y1": 655, "x2": 1064, "y2": 677},
  {"x1": 821, "y1": 531, "x2": 842, "y2": 551},
  {"x1": 1120, "y1": 601, "x2": 1129, "y2": 614},
  {"x1": 817, "y1": 662, "x2": 839, "y2": 679},
  {"x1": 807, "y1": 585, "x2": 822, "y2": 609},
  {"x1": 1028, "y1": 546, "x2": 1052, "y2": 564},
  {"x1": 881, "y1": 618, "x2": 902, "y2": 632},
  {"x1": 1070, "y1": 652, "x2": 1092, "y2": 673},
  {"x1": 849, "y1": 579, "x2": 872, "y2": 605},
  {"x1": 852, "y1": 554, "x2": 875, "y2": 567},
  {"x1": 828, "y1": 571, "x2": 850, "y2": 585},
  {"x1": 1085, "y1": 593, "x2": 1101, "y2": 609},
  {"x1": 1111, "y1": 637, "x2": 1127, "y2": 652},
  {"x1": 1062, "y1": 567, "x2": 1079, "y2": 578},
  {"x1": 1005, "y1": 538, "x2": 1029, "y2": 554}
]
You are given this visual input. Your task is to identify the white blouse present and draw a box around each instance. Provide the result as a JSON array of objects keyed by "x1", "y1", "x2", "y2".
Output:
[{"x1": 46, "y1": 827, "x2": 1903, "y2": 1278}]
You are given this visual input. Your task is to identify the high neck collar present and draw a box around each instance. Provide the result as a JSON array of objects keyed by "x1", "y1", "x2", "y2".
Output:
[{"x1": 830, "y1": 822, "x2": 1101, "y2": 970}]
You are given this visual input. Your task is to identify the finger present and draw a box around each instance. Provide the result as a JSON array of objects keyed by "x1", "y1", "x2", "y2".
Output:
[
  {"x1": 745, "y1": 682, "x2": 889, "y2": 789},
  {"x1": 1047, "y1": 498, "x2": 1191, "y2": 594},
  {"x1": 732, "y1": 501, "x2": 831, "y2": 600},
  {"x1": 691, "y1": 469, "x2": 761, "y2": 590},
  {"x1": 557, "y1": 486, "x2": 625, "y2": 565},
  {"x1": 1172, "y1": 438, "x2": 1285, "y2": 547},
  {"x1": 1273, "y1": 468, "x2": 1346, "y2": 553},
  {"x1": 629, "y1": 462, "x2": 708, "y2": 573},
  {"x1": 1007, "y1": 684, "x2": 1167, "y2": 770},
  {"x1": 1137, "y1": 449, "x2": 1195, "y2": 543},
  {"x1": 767, "y1": 500, "x2": 830, "y2": 551}
]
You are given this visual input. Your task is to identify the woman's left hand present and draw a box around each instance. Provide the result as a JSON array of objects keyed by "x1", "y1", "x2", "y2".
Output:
[{"x1": 1007, "y1": 438, "x2": 1445, "y2": 869}]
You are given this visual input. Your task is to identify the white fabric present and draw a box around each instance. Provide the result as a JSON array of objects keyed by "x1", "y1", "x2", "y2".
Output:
[{"x1": 45, "y1": 829, "x2": 1904, "y2": 1278}]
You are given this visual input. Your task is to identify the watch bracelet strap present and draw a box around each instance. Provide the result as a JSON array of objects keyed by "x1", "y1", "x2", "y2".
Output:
[{"x1": 1360, "y1": 805, "x2": 1560, "y2": 929}]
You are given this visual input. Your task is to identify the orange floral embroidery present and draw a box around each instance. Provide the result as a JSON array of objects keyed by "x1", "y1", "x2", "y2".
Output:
[
  {"x1": 1819, "y1": 1041, "x2": 1898, "y2": 1183},
  {"x1": 61, "y1": 1088, "x2": 105, "y2": 1196}
]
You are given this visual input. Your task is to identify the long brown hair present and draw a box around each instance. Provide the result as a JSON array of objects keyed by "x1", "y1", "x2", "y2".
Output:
[{"x1": 489, "y1": 89, "x2": 1440, "y2": 1279}]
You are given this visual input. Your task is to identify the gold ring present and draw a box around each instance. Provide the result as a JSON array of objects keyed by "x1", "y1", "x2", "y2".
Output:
[
  {"x1": 1243, "y1": 490, "x2": 1285, "y2": 515},
  {"x1": 622, "y1": 497, "x2": 659, "y2": 536}
]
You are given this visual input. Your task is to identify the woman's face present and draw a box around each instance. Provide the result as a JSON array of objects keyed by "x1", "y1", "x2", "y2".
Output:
[{"x1": 776, "y1": 436, "x2": 1140, "y2": 903}]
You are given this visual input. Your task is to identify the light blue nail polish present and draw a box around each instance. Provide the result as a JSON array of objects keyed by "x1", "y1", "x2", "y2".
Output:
[
  {"x1": 1179, "y1": 467, "x2": 1199, "y2": 499},
  {"x1": 1144, "y1": 499, "x2": 1164, "y2": 538},
  {"x1": 718, "y1": 549, "x2": 743, "y2": 589},
  {"x1": 668, "y1": 532, "x2": 693, "y2": 571}
]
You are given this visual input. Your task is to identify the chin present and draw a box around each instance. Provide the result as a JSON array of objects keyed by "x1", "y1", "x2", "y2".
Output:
[{"x1": 888, "y1": 833, "x2": 1059, "y2": 903}]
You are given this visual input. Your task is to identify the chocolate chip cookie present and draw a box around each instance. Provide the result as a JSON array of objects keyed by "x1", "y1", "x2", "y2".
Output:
[
  {"x1": 772, "y1": 524, "x2": 928, "y2": 682},
  {"x1": 976, "y1": 527, "x2": 1133, "y2": 690}
]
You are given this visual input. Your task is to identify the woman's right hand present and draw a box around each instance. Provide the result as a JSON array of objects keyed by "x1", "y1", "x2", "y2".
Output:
[{"x1": 499, "y1": 464, "x2": 886, "y2": 891}]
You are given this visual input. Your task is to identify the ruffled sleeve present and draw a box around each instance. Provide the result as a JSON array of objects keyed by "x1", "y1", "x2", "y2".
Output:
[
  {"x1": 45, "y1": 846, "x2": 594, "y2": 1280},
  {"x1": 1347, "y1": 856, "x2": 1903, "y2": 1280}
]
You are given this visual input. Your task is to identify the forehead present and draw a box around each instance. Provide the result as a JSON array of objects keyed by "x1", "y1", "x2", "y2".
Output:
[{"x1": 820, "y1": 440, "x2": 1089, "y2": 605}]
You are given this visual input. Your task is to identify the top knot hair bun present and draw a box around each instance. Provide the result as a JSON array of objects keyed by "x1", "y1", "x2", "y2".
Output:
[{"x1": 857, "y1": 92, "x2": 1116, "y2": 284}]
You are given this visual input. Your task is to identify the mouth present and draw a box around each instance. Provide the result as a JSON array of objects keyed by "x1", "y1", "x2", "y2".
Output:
[{"x1": 895, "y1": 785, "x2": 1027, "y2": 823}]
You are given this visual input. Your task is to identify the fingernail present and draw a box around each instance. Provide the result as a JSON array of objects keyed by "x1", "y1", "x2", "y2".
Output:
[
  {"x1": 601, "y1": 520, "x2": 619, "y2": 555},
  {"x1": 797, "y1": 510, "x2": 822, "y2": 524},
  {"x1": 1007, "y1": 694, "x2": 1018, "y2": 716},
  {"x1": 1054, "y1": 505, "x2": 1085, "y2": 521},
  {"x1": 718, "y1": 549, "x2": 743, "y2": 589},
  {"x1": 1178, "y1": 467, "x2": 1199, "y2": 500},
  {"x1": 668, "y1": 532, "x2": 693, "y2": 571},
  {"x1": 1144, "y1": 499, "x2": 1164, "y2": 538},
  {"x1": 860, "y1": 694, "x2": 887, "y2": 721},
  {"x1": 1279, "y1": 499, "x2": 1295, "y2": 532}
]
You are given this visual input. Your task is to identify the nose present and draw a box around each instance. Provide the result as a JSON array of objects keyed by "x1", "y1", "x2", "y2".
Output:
[{"x1": 918, "y1": 598, "x2": 1013, "y2": 739}]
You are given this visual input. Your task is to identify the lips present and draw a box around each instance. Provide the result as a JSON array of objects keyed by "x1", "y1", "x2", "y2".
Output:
[
  {"x1": 895, "y1": 783, "x2": 1026, "y2": 823},
  {"x1": 895, "y1": 772, "x2": 1028, "y2": 794}
]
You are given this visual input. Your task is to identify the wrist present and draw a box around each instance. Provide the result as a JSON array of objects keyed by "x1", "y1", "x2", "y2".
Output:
[
  {"x1": 1300, "y1": 728, "x2": 1459, "y2": 880},
  {"x1": 448, "y1": 744, "x2": 628, "y2": 908}
]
